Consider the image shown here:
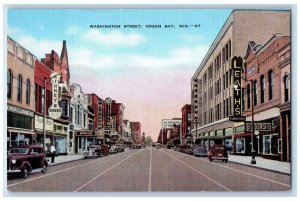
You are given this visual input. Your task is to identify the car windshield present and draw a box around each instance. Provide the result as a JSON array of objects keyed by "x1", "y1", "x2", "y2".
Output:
[{"x1": 9, "y1": 148, "x2": 29, "y2": 154}]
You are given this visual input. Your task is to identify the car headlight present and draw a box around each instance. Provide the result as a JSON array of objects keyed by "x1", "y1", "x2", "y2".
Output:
[{"x1": 11, "y1": 159, "x2": 16, "y2": 164}]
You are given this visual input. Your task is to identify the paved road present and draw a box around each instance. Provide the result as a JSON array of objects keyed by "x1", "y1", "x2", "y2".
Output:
[{"x1": 7, "y1": 147, "x2": 291, "y2": 192}]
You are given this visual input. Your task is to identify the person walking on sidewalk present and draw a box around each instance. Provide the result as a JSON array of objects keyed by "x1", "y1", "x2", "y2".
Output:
[{"x1": 50, "y1": 143, "x2": 56, "y2": 163}]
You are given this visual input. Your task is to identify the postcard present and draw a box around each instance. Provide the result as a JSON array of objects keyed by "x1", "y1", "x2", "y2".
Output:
[{"x1": 4, "y1": 6, "x2": 292, "y2": 194}]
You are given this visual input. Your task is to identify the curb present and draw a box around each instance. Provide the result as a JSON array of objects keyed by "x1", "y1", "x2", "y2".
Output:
[
  {"x1": 47, "y1": 157, "x2": 84, "y2": 167},
  {"x1": 228, "y1": 160, "x2": 291, "y2": 176}
]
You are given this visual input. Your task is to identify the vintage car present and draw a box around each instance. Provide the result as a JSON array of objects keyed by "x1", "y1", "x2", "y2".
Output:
[
  {"x1": 178, "y1": 145, "x2": 193, "y2": 155},
  {"x1": 115, "y1": 144, "x2": 125, "y2": 152},
  {"x1": 83, "y1": 144, "x2": 102, "y2": 159},
  {"x1": 109, "y1": 145, "x2": 119, "y2": 154},
  {"x1": 208, "y1": 144, "x2": 228, "y2": 163},
  {"x1": 156, "y1": 143, "x2": 161, "y2": 149},
  {"x1": 192, "y1": 145, "x2": 208, "y2": 157},
  {"x1": 7, "y1": 144, "x2": 48, "y2": 178}
]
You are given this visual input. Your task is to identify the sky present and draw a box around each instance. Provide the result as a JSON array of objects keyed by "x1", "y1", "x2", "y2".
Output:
[{"x1": 7, "y1": 8, "x2": 232, "y2": 141}]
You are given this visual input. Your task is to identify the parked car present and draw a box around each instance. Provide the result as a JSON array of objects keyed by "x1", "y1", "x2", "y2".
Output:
[
  {"x1": 208, "y1": 144, "x2": 228, "y2": 163},
  {"x1": 135, "y1": 144, "x2": 142, "y2": 149},
  {"x1": 129, "y1": 144, "x2": 136, "y2": 149},
  {"x1": 7, "y1": 144, "x2": 48, "y2": 178},
  {"x1": 109, "y1": 146, "x2": 118, "y2": 154},
  {"x1": 115, "y1": 144, "x2": 125, "y2": 152},
  {"x1": 156, "y1": 143, "x2": 161, "y2": 149},
  {"x1": 192, "y1": 145, "x2": 208, "y2": 157},
  {"x1": 83, "y1": 144, "x2": 102, "y2": 159}
]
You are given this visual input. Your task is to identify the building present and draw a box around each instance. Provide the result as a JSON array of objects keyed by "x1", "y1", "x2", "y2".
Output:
[
  {"x1": 162, "y1": 118, "x2": 182, "y2": 129},
  {"x1": 41, "y1": 41, "x2": 72, "y2": 154},
  {"x1": 234, "y1": 34, "x2": 291, "y2": 161},
  {"x1": 191, "y1": 10, "x2": 290, "y2": 151},
  {"x1": 34, "y1": 59, "x2": 55, "y2": 149},
  {"x1": 181, "y1": 104, "x2": 192, "y2": 143},
  {"x1": 7, "y1": 36, "x2": 35, "y2": 147},
  {"x1": 70, "y1": 83, "x2": 89, "y2": 153},
  {"x1": 122, "y1": 119, "x2": 132, "y2": 143},
  {"x1": 87, "y1": 94, "x2": 105, "y2": 144},
  {"x1": 130, "y1": 122, "x2": 141, "y2": 143}
]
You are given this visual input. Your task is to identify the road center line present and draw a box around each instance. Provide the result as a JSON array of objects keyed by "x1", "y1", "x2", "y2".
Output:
[
  {"x1": 7, "y1": 150, "x2": 135, "y2": 188},
  {"x1": 74, "y1": 149, "x2": 143, "y2": 192},
  {"x1": 160, "y1": 149, "x2": 231, "y2": 192},
  {"x1": 148, "y1": 147, "x2": 152, "y2": 192},
  {"x1": 166, "y1": 149, "x2": 291, "y2": 188}
]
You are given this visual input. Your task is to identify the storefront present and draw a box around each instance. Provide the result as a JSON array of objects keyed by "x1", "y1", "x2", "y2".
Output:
[
  {"x1": 75, "y1": 130, "x2": 96, "y2": 153},
  {"x1": 233, "y1": 117, "x2": 280, "y2": 160},
  {"x1": 34, "y1": 114, "x2": 54, "y2": 149},
  {"x1": 7, "y1": 104, "x2": 35, "y2": 147},
  {"x1": 54, "y1": 122, "x2": 68, "y2": 154}
]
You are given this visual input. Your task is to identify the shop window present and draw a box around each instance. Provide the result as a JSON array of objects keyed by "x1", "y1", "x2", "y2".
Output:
[
  {"x1": 284, "y1": 75, "x2": 289, "y2": 102},
  {"x1": 7, "y1": 69, "x2": 13, "y2": 99},
  {"x1": 235, "y1": 138, "x2": 245, "y2": 153},
  {"x1": 263, "y1": 134, "x2": 278, "y2": 155},
  {"x1": 260, "y1": 75, "x2": 265, "y2": 103},
  {"x1": 225, "y1": 138, "x2": 232, "y2": 152},
  {"x1": 61, "y1": 99, "x2": 68, "y2": 116},
  {"x1": 17, "y1": 74, "x2": 23, "y2": 102}
]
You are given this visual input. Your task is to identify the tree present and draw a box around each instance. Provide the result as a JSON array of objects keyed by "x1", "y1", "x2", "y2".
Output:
[{"x1": 144, "y1": 136, "x2": 153, "y2": 146}]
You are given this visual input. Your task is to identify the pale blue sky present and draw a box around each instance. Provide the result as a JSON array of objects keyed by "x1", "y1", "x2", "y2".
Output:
[{"x1": 7, "y1": 9, "x2": 232, "y2": 138}]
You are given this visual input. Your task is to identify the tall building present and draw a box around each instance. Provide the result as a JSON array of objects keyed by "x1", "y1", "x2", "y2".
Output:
[
  {"x1": 236, "y1": 34, "x2": 291, "y2": 161},
  {"x1": 7, "y1": 36, "x2": 35, "y2": 147},
  {"x1": 191, "y1": 10, "x2": 290, "y2": 151},
  {"x1": 162, "y1": 118, "x2": 182, "y2": 129}
]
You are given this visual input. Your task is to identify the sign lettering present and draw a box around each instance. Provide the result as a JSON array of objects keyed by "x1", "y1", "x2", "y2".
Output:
[
  {"x1": 48, "y1": 72, "x2": 62, "y2": 119},
  {"x1": 229, "y1": 56, "x2": 245, "y2": 122}
]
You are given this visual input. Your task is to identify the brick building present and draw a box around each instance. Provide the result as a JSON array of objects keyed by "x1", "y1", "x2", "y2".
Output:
[
  {"x1": 130, "y1": 122, "x2": 141, "y2": 143},
  {"x1": 181, "y1": 104, "x2": 191, "y2": 140},
  {"x1": 41, "y1": 41, "x2": 72, "y2": 154},
  {"x1": 233, "y1": 34, "x2": 291, "y2": 161},
  {"x1": 7, "y1": 36, "x2": 35, "y2": 147},
  {"x1": 191, "y1": 10, "x2": 290, "y2": 152},
  {"x1": 34, "y1": 59, "x2": 55, "y2": 149}
]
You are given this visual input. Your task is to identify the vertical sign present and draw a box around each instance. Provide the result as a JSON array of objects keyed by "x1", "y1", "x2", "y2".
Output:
[
  {"x1": 48, "y1": 72, "x2": 62, "y2": 119},
  {"x1": 229, "y1": 56, "x2": 245, "y2": 122}
]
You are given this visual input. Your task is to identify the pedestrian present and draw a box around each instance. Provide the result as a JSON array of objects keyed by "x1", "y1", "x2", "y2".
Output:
[{"x1": 50, "y1": 143, "x2": 56, "y2": 163}]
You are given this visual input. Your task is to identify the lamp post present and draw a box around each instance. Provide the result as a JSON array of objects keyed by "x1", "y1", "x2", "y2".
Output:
[
  {"x1": 43, "y1": 73, "x2": 64, "y2": 152},
  {"x1": 250, "y1": 79, "x2": 256, "y2": 164}
]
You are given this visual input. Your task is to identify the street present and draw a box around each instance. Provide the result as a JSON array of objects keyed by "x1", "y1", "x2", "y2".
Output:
[{"x1": 7, "y1": 147, "x2": 291, "y2": 192}]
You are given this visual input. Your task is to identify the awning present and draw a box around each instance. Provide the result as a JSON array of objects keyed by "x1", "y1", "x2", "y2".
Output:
[
  {"x1": 8, "y1": 128, "x2": 36, "y2": 135},
  {"x1": 193, "y1": 121, "x2": 233, "y2": 135},
  {"x1": 34, "y1": 130, "x2": 54, "y2": 136}
]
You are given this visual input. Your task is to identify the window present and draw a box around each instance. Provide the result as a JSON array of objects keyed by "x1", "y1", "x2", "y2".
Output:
[
  {"x1": 263, "y1": 134, "x2": 278, "y2": 155},
  {"x1": 247, "y1": 84, "x2": 251, "y2": 109},
  {"x1": 268, "y1": 70, "x2": 274, "y2": 100},
  {"x1": 41, "y1": 88, "x2": 44, "y2": 113},
  {"x1": 235, "y1": 137, "x2": 245, "y2": 153},
  {"x1": 260, "y1": 75, "x2": 265, "y2": 104},
  {"x1": 17, "y1": 74, "x2": 23, "y2": 102},
  {"x1": 26, "y1": 79, "x2": 30, "y2": 105},
  {"x1": 7, "y1": 69, "x2": 12, "y2": 99},
  {"x1": 61, "y1": 99, "x2": 68, "y2": 116},
  {"x1": 284, "y1": 75, "x2": 289, "y2": 102},
  {"x1": 253, "y1": 80, "x2": 258, "y2": 106}
]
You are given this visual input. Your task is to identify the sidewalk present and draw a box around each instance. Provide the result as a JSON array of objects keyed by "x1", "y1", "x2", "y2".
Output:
[
  {"x1": 46, "y1": 154, "x2": 84, "y2": 166},
  {"x1": 228, "y1": 154, "x2": 291, "y2": 175}
]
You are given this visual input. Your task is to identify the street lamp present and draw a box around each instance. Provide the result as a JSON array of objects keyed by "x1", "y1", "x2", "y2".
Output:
[
  {"x1": 43, "y1": 73, "x2": 64, "y2": 152},
  {"x1": 234, "y1": 78, "x2": 256, "y2": 164}
]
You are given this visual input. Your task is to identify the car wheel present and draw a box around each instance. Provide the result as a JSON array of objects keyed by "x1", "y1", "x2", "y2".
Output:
[
  {"x1": 209, "y1": 157, "x2": 212, "y2": 162},
  {"x1": 41, "y1": 162, "x2": 47, "y2": 174},
  {"x1": 97, "y1": 151, "x2": 102, "y2": 158},
  {"x1": 22, "y1": 166, "x2": 29, "y2": 179},
  {"x1": 225, "y1": 159, "x2": 228, "y2": 163}
]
